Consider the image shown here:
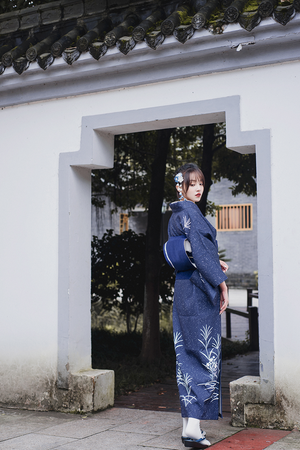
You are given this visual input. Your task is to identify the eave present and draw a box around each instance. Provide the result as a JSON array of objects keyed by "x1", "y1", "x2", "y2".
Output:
[{"x1": 0, "y1": 15, "x2": 299, "y2": 108}]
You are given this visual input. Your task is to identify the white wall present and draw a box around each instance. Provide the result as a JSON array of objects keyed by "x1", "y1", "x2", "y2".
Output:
[
  {"x1": 0, "y1": 102, "x2": 63, "y2": 403},
  {"x1": 0, "y1": 60, "x2": 300, "y2": 420}
]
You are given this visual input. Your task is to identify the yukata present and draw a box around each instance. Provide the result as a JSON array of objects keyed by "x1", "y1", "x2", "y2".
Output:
[{"x1": 168, "y1": 200, "x2": 227, "y2": 420}]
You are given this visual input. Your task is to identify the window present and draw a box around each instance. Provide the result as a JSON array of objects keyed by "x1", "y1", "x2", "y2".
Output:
[
  {"x1": 120, "y1": 213, "x2": 129, "y2": 233},
  {"x1": 216, "y1": 204, "x2": 253, "y2": 231}
]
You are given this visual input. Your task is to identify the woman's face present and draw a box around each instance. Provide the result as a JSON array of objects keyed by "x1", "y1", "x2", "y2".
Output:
[{"x1": 184, "y1": 175, "x2": 204, "y2": 203}]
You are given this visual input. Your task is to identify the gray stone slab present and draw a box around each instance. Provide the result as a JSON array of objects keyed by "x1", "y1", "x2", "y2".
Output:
[
  {"x1": 50, "y1": 430, "x2": 156, "y2": 450},
  {"x1": 117, "y1": 414, "x2": 180, "y2": 435},
  {"x1": 0, "y1": 408, "x2": 243, "y2": 450},
  {"x1": 36, "y1": 417, "x2": 122, "y2": 438},
  {"x1": 93, "y1": 406, "x2": 153, "y2": 420},
  {"x1": 21, "y1": 415, "x2": 79, "y2": 426},
  {"x1": 137, "y1": 410, "x2": 182, "y2": 421},
  {"x1": 0, "y1": 433, "x2": 76, "y2": 449},
  {"x1": 136, "y1": 448, "x2": 179, "y2": 450},
  {"x1": 0, "y1": 409, "x2": 36, "y2": 421},
  {"x1": 144, "y1": 416, "x2": 241, "y2": 449},
  {"x1": 142, "y1": 427, "x2": 182, "y2": 449},
  {"x1": 200, "y1": 416, "x2": 241, "y2": 443},
  {"x1": 0, "y1": 409, "x2": 79, "y2": 427},
  {"x1": 265, "y1": 431, "x2": 300, "y2": 449},
  {"x1": 0, "y1": 423, "x2": 47, "y2": 442}
]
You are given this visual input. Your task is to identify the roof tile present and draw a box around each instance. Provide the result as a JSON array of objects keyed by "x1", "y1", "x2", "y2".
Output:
[
  {"x1": 41, "y1": 7, "x2": 62, "y2": 25},
  {"x1": 0, "y1": 0, "x2": 299, "y2": 76},
  {"x1": 85, "y1": 0, "x2": 107, "y2": 15},
  {"x1": 0, "y1": 17, "x2": 19, "y2": 35},
  {"x1": 62, "y1": 0, "x2": 84, "y2": 20}
]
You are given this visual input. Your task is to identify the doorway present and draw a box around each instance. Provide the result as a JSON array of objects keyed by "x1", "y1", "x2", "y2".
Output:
[{"x1": 58, "y1": 96, "x2": 274, "y2": 403}]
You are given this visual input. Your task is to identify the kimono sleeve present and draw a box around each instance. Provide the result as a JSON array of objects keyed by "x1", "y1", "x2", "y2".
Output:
[{"x1": 180, "y1": 210, "x2": 227, "y2": 288}]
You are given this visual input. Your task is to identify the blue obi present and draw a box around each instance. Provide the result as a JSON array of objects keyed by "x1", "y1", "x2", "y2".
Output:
[
  {"x1": 163, "y1": 235, "x2": 218, "y2": 304},
  {"x1": 163, "y1": 235, "x2": 195, "y2": 273}
]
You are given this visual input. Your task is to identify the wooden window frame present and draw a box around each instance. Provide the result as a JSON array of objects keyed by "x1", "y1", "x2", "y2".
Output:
[
  {"x1": 120, "y1": 213, "x2": 129, "y2": 233},
  {"x1": 216, "y1": 204, "x2": 253, "y2": 231}
]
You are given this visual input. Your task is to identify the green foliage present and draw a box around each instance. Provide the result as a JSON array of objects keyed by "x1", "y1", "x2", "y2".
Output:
[
  {"x1": 218, "y1": 248, "x2": 231, "y2": 262},
  {"x1": 92, "y1": 124, "x2": 256, "y2": 215},
  {"x1": 92, "y1": 229, "x2": 145, "y2": 333},
  {"x1": 213, "y1": 148, "x2": 256, "y2": 197},
  {"x1": 205, "y1": 200, "x2": 220, "y2": 217},
  {"x1": 221, "y1": 337, "x2": 250, "y2": 359},
  {"x1": 92, "y1": 329, "x2": 251, "y2": 396},
  {"x1": 91, "y1": 229, "x2": 175, "y2": 333},
  {"x1": 92, "y1": 132, "x2": 158, "y2": 211},
  {"x1": 92, "y1": 329, "x2": 176, "y2": 396}
]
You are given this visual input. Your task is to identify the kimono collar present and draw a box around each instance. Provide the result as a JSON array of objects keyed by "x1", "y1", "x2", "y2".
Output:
[{"x1": 170, "y1": 200, "x2": 200, "y2": 213}]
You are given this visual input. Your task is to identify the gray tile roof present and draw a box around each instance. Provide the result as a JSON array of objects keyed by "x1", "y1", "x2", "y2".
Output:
[{"x1": 0, "y1": 0, "x2": 299, "y2": 75}]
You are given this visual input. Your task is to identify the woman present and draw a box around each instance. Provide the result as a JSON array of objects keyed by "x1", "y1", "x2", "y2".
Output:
[{"x1": 167, "y1": 163, "x2": 229, "y2": 449}]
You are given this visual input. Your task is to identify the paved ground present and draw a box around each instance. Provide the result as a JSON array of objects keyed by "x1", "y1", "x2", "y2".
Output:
[
  {"x1": 114, "y1": 352, "x2": 260, "y2": 415},
  {"x1": 1, "y1": 351, "x2": 299, "y2": 449},
  {"x1": 1, "y1": 310, "x2": 299, "y2": 449},
  {"x1": 0, "y1": 402, "x2": 298, "y2": 450}
]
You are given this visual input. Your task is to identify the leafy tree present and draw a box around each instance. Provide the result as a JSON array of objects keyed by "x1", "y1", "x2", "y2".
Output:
[
  {"x1": 92, "y1": 229, "x2": 174, "y2": 334},
  {"x1": 92, "y1": 123, "x2": 256, "y2": 363}
]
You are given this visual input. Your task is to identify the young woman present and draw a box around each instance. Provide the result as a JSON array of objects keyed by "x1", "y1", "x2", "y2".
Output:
[{"x1": 167, "y1": 163, "x2": 229, "y2": 448}]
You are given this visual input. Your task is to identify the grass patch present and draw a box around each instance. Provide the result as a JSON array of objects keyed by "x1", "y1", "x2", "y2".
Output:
[
  {"x1": 222, "y1": 337, "x2": 251, "y2": 360},
  {"x1": 92, "y1": 329, "x2": 251, "y2": 397}
]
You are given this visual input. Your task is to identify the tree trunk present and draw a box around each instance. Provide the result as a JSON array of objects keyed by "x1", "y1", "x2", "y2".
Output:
[
  {"x1": 199, "y1": 123, "x2": 216, "y2": 215},
  {"x1": 140, "y1": 128, "x2": 173, "y2": 365},
  {"x1": 126, "y1": 300, "x2": 131, "y2": 334}
]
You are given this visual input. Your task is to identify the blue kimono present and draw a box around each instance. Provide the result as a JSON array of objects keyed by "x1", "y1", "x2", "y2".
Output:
[{"x1": 167, "y1": 200, "x2": 227, "y2": 420}]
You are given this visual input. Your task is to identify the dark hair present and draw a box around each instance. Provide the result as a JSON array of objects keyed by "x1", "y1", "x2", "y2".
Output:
[{"x1": 175, "y1": 163, "x2": 205, "y2": 199}]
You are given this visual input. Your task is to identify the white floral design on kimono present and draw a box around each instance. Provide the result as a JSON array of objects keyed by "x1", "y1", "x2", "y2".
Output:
[
  {"x1": 174, "y1": 332, "x2": 183, "y2": 352},
  {"x1": 176, "y1": 363, "x2": 197, "y2": 407},
  {"x1": 197, "y1": 325, "x2": 221, "y2": 403},
  {"x1": 183, "y1": 215, "x2": 191, "y2": 230},
  {"x1": 174, "y1": 332, "x2": 197, "y2": 407}
]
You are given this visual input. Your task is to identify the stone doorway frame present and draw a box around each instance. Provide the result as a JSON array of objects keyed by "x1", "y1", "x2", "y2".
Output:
[{"x1": 58, "y1": 95, "x2": 273, "y2": 409}]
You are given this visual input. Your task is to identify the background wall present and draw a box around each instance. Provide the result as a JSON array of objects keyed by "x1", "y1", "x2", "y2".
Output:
[
  {"x1": 207, "y1": 179, "x2": 257, "y2": 287},
  {"x1": 92, "y1": 178, "x2": 258, "y2": 287},
  {"x1": 0, "y1": 60, "x2": 299, "y2": 421}
]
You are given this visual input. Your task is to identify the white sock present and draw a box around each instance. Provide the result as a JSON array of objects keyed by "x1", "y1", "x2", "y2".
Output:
[
  {"x1": 185, "y1": 418, "x2": 202, "y2": 440},
  {"x1": 185, "y1": 418, "x2": 211, "y2": 446},
  {"x1": 182, "y1": 417, "x2": 188, "y2": 437}
]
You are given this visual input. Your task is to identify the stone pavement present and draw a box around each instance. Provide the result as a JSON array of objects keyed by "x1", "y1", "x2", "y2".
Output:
[
  {"x1": 1, "y1": 351, "x2": 299, "y2": 449},
  {"x1": 114, "y1": 352, "x2": 260, "y2": 415},
  {"x1": 0, "y1": 403, "x2": 298, "y2": 450}
]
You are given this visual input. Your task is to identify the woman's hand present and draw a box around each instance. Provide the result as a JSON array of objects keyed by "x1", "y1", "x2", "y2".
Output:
[
  {"x1": 220, "y1": 260, "x2": 229, "y2": 273},
  {"x1": 219, "y1": 281, "x2": 229, "y2": 314}
]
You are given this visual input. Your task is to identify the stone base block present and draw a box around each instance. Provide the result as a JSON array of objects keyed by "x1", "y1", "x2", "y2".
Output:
[
  {"x1": 56, "y1": 369, "x2": 114, "y2": 413},
  {"x1": 230, "y1": 376, "x2": 293, "y2": 430},
  {"x1": 230, "y1": 376, "x2": 261, "y2": 427},
  {"x1": 0, "y1": 368, "x2": 114, "y2": 413},
  {"x1": 245, "y1": 403, "x2": 293, "y2": 430}
]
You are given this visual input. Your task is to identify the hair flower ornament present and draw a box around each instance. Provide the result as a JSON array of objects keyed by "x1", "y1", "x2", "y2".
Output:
[{"x1": 174, "y1": 172, "x2": 183, "y2": 185}]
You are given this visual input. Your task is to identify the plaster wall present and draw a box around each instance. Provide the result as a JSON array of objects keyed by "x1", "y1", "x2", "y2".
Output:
[
  {"x1": 0, "y1": 60, "x2": 299, "y2": 419},
  {"x1": 0, "y1": 103, "x2": 65, "y2": 405}
]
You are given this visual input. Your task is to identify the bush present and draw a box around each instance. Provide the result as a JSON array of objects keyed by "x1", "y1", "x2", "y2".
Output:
[
  {"x1": 92, "y1": 329, "x2": 251, "y2": 397},
  {"x1": 92, "y1": 329, "x2": 176, "y2": 396},
  {"x1": 221, "y1": 337, "x2": 250, "y2": 360}
]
